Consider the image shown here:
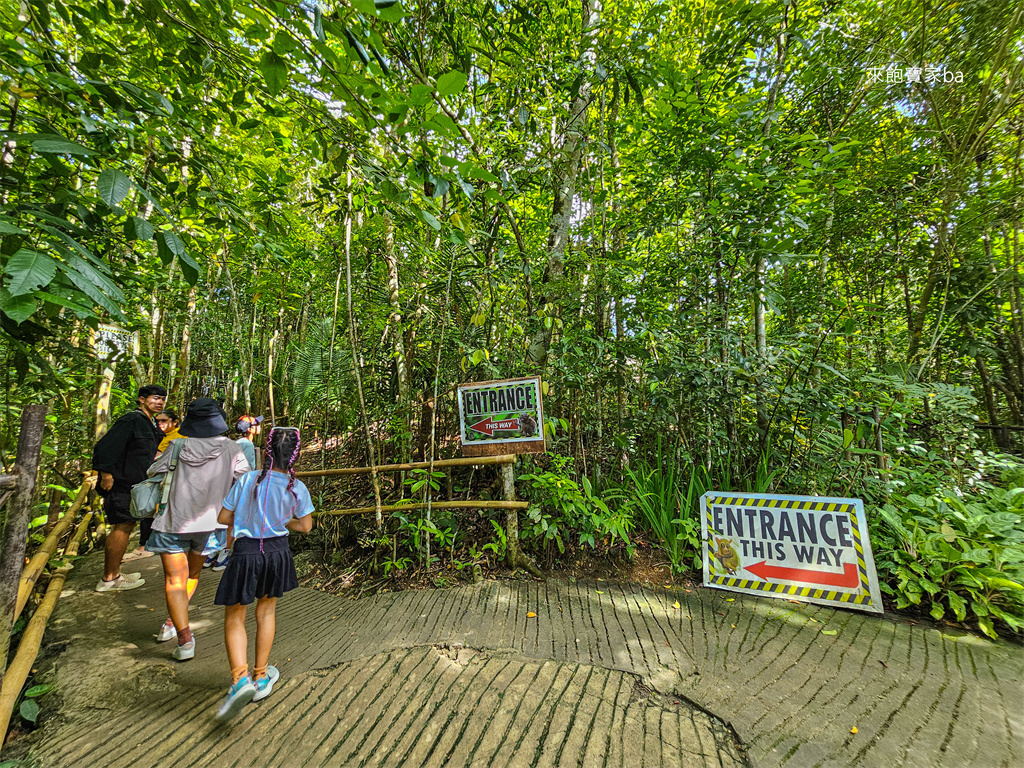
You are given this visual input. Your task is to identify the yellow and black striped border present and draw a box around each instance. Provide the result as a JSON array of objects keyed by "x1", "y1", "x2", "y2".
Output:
[{"x1": 702, "y1": 493, "x2": 881, "y2": 613}]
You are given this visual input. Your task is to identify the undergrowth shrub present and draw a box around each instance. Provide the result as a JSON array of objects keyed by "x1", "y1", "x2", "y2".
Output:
[
  {"x1": 519, "y1": 455, "x2": 632, "y2": 561},
  {"x1": 872, "y1": 480, "x2": 1024, "y2": 639}
]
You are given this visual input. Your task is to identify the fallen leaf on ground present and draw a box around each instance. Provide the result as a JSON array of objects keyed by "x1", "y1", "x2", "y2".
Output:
[
  {"x1": 526, "y1": 612, "x2": 537, "y2": 618},
  {"x1": 850, "y1": 726, "x2": 858, "y2": 734},
  {"x1": 673, "y1": 601, "x2": 680, "y2": 609},
  {"x1": 726, "y1": 598, "x2": 735, "y2": 602},
  {"x1": 821, "y1": 629, "x2": 838, "y2": 635},
  {"x1": 596, "y1": 591, "x2": 604, "y2": 594}
]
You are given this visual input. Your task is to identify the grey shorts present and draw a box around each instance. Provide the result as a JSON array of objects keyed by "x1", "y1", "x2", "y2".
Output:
[{"x1": 146, "y1": 529, "x2": 227, "y2": 556}]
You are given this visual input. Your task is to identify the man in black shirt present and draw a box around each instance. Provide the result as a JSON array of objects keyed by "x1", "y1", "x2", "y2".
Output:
[{"x1": 92, "y1": 384, "x2": 166, "y2": 591}]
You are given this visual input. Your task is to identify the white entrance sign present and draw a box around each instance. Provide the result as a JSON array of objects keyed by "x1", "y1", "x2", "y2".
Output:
[{"x1": 701, "y1": 492, "x2": 883, "y2": 614}]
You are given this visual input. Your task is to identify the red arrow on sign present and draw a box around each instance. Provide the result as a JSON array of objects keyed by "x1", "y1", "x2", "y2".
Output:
[
  {"x1": 469, "y1": 416, "x2": 521, "y2": 437},
  {"x1": 744, "y1": 560, "x2": 860, "y2": 588}
]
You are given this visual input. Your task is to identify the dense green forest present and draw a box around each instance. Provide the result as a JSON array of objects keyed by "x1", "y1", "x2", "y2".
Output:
[{"x1": 1, "y1": 0, "x2": 1023, "y2": 637}]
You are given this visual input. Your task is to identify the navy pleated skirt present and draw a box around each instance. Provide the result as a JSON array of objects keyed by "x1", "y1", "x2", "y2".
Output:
[{"x1": 214, "y1": 535, "x2": 298, "y2": 606}]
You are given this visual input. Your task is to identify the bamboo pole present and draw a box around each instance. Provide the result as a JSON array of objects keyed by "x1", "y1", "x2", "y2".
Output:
[
  {"x1": 0, "y1": 565, "x2": 69, "y2": 745},
  {"x1": 15, "y1": 480, "x2": 93, "y2": 622},
  {"x1": 295, "y1": 454, "x2": 517, "y2": 478},
  {"x1": 317, "y1": 500, "x2": 529, "y2": 517},
  {"x1": 63, "y1": 513, "x2": 93, "y2": 558}
]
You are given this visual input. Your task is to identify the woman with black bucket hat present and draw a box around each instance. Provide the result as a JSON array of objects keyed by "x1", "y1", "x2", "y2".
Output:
[{"x1": 145, "y1": 398, "x2": 250, "y2": 660}]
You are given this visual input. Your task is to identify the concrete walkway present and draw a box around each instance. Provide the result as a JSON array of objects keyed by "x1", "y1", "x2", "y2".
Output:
[{"x1": 20, "y1": 553, "x2": 1024, "y2": 767}]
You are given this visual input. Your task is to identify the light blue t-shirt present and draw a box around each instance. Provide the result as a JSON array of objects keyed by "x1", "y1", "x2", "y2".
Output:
[
  {"x1": 237, "y1": 438, "x2": 256, "y2": 470},
  {"x1": 221, "y1": 470, "x2": 314, "y2": 539}
]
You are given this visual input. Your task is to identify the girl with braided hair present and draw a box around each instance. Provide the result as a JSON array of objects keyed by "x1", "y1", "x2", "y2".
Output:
[{"x1": 213, "y1": 426, "x2": 315, "y2": 721}]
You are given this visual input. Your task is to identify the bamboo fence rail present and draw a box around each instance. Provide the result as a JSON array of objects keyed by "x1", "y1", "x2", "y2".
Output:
[
  {"x1": 295, "y1": 454, "x2": 516, "y2": 478},
  {"x1": 15, "y1": 479, "x2": 93, "y2": 622},
  {"x1": 0, "y1": 512, "x2": 93, "y2": 746},
  {"x1": 317, "y1": 499, "x2": 529, "y2": 517}
]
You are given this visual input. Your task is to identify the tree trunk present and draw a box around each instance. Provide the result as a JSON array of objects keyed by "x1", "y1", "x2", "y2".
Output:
[
  {"x1": 528, "y1": 0, "x2": 602, "y2": 365},
  {"x1": 0, "y1": 404, "x2": 47, "y2": 678},
  {"x1": 382, "y1": 215, "x2": 411, "y2": 462}
]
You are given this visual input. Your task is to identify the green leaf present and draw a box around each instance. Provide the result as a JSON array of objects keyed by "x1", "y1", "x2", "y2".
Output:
[
  {"x1": 24, "y1": 684, "x2": 54, "y2": 698},
  {"x1": 820, "y1": 629, "x2": 837, "y2": 635},
  {"x1": 313, "y1": 5, "x2": 325, "y2": 42},
  {"x1": 5, "y1": 249, "x2": 56, "y2": 296},
  {"x1": 377, "y1": 0, "x2": 405, "y2": 22},
  {"x1": 30, "y1": 137, "x2": 95, "y2": 156},
  {"x1": 435, "y1": 70, "x2": 468, "y2": 97},
  {"x1": 986, "y1": 577, "x2": 1024, "y2": 590},
  {"x1": 0, "y1": 220, "x2": 28, "y2": 235},
  {"x1": 466, "y1": 166, "x2": 500, "y2": 184},
  {"x1": 125, "y1": 216, "x2": 154, "y2": 241},
  {"x1": 929, "y1": 602, "x2": 944, "y2": 620},
  {"x1": 842, "y1": 428, "x2": 854, "y2": 451},
  {"x1": 418, "y1": 209, "x2": 441, "y2": 230},
  {"x1": 178, "y1": 251, "x2": 201, "y2": 285},
  {"x1": 19, "y1": 698, "x2": 39, "y2": 723},
  {"x1": 947, "y1": 592, "x2": 967, "y2": 622},
  {"x1": 96, "y1": 169, "x2": 131, "y2": 207},
  {"x1": 59, "y1": 250, "x2": 125, "y2": 318},
  {"x1": 156, "y1": 231, "x2": 185, "y2": 264},
  {"x1": 259, "y1": 50, "x2": 288, "y2": 96},
  {"x1": 0, "y1": 288, "x2": 37, "y2": 323},
  {"x1": 33, "y1": 291, "x2": 94, "y2": 315}
]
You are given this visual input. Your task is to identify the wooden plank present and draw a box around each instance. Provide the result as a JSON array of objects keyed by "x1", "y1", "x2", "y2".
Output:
[
  {"x1": 317, "y1": 500, "x2": 529, "y2": 517},
  {"x1": 295, "y1": 454, "x2": 516, "y2": 478},
  {"x1": 463, "y1": 439, "x2": 545, "y2": 458}
]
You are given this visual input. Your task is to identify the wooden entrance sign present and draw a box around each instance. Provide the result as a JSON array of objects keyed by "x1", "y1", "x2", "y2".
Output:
[{"x1": 458, "y1": 376, "x2": 546, "y2": 458}]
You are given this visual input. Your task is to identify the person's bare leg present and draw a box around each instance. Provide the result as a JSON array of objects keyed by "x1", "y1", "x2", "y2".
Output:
[
  {"x1": 103, "y1": 522, "x2": 136, "y2": 581},
  {"x1": 162, "y1": 552, "x2": 192, "y2": 637},
  {"x1": 160, "y1": 551, "x2": 208, "y2": 631},
  {"x1": 224, "y1": 604, "x2": 249, "y2": 682},
  {"x1": 253, "y1": 597, "x2": 277, "y2": 677},
  {"x1": 186, "y1": 551, "x2": 206, "y2": 597}
]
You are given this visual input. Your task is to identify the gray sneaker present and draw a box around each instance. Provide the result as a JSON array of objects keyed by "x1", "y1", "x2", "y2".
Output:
[
  {"x1": 172, "y1": 638, "x2": 195, "y2": 661},
  {"x1": 95, "y1": 573, "x2": 145, "y2": 592},
  {"x1": 252, "y1": 665, "x2": 280, "y2": 702}
]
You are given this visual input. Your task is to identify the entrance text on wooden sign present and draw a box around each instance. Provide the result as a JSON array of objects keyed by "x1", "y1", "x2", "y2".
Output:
[
  {"x1": 457, "y1": 376, "x2": 545, "y2": 456},
  {"x1": 700, "y1": 492, "x2": 882, "y2": 613}
]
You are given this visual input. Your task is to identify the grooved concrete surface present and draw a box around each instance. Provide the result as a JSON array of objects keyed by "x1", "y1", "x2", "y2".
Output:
[{"x1": 24, "y1": 554, "x2": 1024, "y2": 768}]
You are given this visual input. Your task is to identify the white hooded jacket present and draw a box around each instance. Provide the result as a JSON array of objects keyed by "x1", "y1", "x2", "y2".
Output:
[{"x1": 148, "y1": 436, "x2": 249, "y2": 534}]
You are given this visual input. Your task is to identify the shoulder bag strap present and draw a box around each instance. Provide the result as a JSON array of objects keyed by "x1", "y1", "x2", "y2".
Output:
[{"x1": 159, "y1": 440, "x2": 185, "y2": 508}]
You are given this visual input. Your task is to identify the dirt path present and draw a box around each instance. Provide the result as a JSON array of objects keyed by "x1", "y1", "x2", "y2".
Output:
[{"x1": 15, "y1": 553, "x2": 1023, "y2": 767}]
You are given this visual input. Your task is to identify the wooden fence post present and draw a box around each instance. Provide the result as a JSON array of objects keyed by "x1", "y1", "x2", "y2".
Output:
[
  {"x1": 501, "y1": 461, "x2": 543, "y2": 578},
  {"x1": 0, "y1": 404, "x2": 48, "y2": 677}
]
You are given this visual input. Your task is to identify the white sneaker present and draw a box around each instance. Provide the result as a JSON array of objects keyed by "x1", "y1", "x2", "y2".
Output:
[
  {"x1": 172, "y1": 638, "x2": 195, "y2": 661},
  {"x1": 95, "y1": 573, "x2": 146, "y2": 592},
  {"x1": 157, "y1": 620, "x2": 177, "y2": 642}
]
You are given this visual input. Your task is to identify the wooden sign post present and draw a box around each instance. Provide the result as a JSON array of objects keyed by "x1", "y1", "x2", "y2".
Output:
[{"x1": 457, "y1": 376, "x2": 546, "y2": 576}]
